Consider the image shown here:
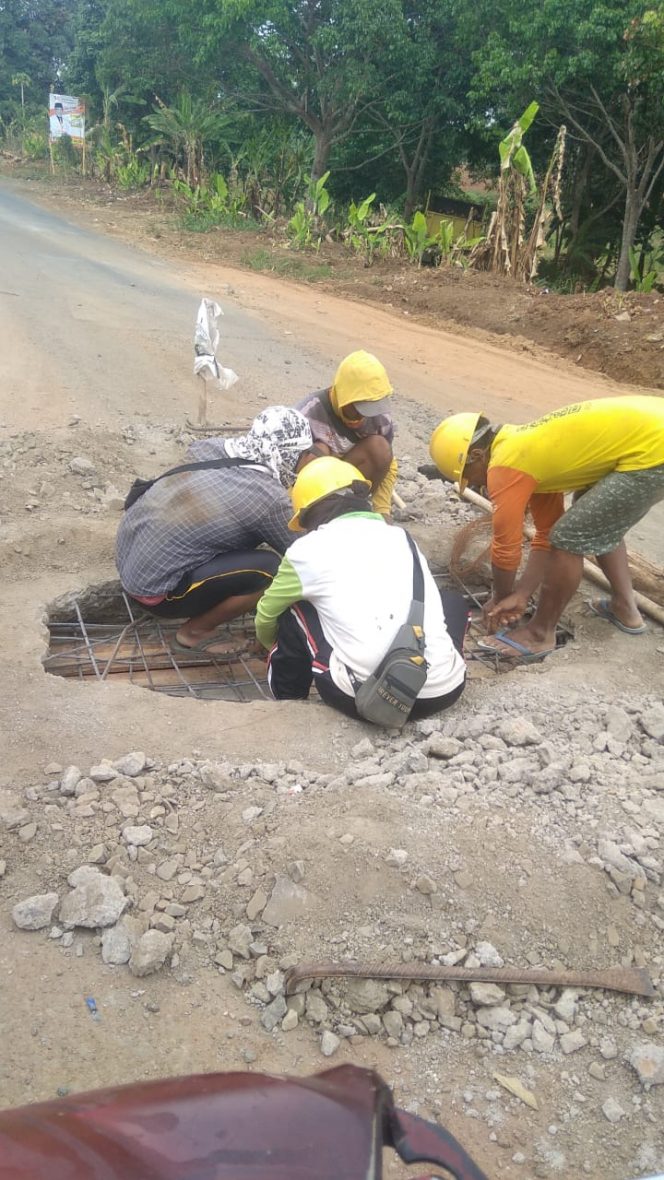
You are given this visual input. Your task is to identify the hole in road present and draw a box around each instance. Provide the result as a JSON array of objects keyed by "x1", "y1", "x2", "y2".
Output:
[{"x1": 42, "y1": 581, "x2": 271, "y2": 702}]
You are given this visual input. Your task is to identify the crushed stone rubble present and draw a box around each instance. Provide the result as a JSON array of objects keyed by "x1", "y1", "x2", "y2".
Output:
[{"x1": 2, "y1": 682, "x2": 664, "y2": 1169}]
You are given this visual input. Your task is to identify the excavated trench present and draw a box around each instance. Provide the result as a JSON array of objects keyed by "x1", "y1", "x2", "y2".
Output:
[
  {"x1": 42, "y1": 581, "x2": 272, "y2": 702},
  {"x1": 42, "y1": 575, "x2": 574, "y2": 704}
]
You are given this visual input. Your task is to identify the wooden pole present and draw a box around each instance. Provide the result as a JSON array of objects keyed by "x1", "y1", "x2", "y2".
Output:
[{"x1": 459, "y1": 485, "x2": 664, "y2": 628}]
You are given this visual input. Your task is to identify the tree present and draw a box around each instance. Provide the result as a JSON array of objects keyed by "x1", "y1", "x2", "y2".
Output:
[
  {"x1": 11, "y1": 71, "x2": 31, "y2": 115},
  {"x1": 0, "y1": 0, "x2": 72, "y2": 121},
  {"x1": 182, "y1": 0, "x2": 406, "y2": 185},
  {"x1": 144, "y1": 92, "x2": 232, "y2": 185},
  {"x1": 470, "y1": 0, "x2": 664, "y2": 289}
]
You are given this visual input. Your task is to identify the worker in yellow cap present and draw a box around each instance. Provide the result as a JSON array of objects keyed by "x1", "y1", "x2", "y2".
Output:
[
  {"x1": 255, "y1": 457, "x2": 468, "y2": 719},
  {"x1": 429, "y1": 396, "x2": 664, "y2": 660},
  {"x1": 296, "y1": 350, "x2": 397, "y2": 516}
]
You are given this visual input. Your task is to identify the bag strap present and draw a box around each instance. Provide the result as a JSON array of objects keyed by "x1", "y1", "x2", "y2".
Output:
[
  {"x1": 147, "y1": 456, "x2": 255, "y2": 486},
  {"x1": 346, "y1": 529, "x2": 426, "y2": 690},
  {"x1": 404, "y1": 531, "x2": 425, "y2": 631}
]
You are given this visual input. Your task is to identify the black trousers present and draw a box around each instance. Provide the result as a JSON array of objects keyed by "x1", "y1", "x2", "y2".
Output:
[
  {"x1": 267, "y1": 590, "x2": 470, "y2": 720},
  {"x1": 131, "y1": 549, "x2": 280, "y2": 620}
]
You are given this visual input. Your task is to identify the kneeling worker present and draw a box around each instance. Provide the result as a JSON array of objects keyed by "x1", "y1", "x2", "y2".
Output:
[
  {"x1": 255, "y1": 456, "x2": 468, "y2": 721},
  {"x1": 296, "y1": 350, "x2": 397, "y2": 516},
  {"x1": 116, "y1": 406, "x2": 316, "y2": 654},
  {"x1": 429, "y1": 395, "x2": 664, "y2": 659}
]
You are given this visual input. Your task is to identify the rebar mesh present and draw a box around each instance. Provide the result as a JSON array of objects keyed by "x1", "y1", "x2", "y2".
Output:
[{"x1": 44, "y1": 592, "x2": 272, "y2": 702}]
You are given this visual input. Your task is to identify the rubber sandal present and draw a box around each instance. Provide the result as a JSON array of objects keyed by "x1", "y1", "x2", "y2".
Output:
[
  {"x1": 586, "y1": 598, "x2": 647, "y2": 635},
  {"x1": 476, "y1": 630, "x2": 555, "y2": 662},
  {"x1": 170, "y1": 634, "x2": 250, "y2": 657}
]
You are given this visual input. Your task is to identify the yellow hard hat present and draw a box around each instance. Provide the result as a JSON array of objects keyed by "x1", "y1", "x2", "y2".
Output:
[
  {"x1": 332, "y1": 350, "x2": 393, "y2": 414},
  {"x1": 288, "y1": 456, "x2": 370, "y2": 532},
  {"x1": 429, "y1": 412, "x2": 484, "y2": 491}
]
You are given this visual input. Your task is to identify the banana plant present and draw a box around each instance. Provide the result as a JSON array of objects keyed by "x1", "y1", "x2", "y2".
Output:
[{"x1": 499, "y1": 101, "x2": 539, "y2": 194}]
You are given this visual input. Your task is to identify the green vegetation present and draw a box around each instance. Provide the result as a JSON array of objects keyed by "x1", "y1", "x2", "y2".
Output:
[{"x1": 1, "y1": 0, "x2": 662, "y2": 291}]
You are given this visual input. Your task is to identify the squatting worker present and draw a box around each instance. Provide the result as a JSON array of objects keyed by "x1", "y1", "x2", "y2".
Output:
[
  {"x1": 254, "y1": 456, "x2": 468, "y2": 719},
  {"x1": 116, "y1": 406, "x2": 317, "y2": 655},
  {"x1": 296, "y1": 350, "x2": 397, "y2": 517},
  {"x1": 428, "y1": 396, "x2": 664, "y2": 660}
]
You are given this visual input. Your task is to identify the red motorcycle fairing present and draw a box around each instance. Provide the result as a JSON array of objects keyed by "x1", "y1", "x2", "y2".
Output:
[{"x1": 0, "y1": 1064, "x2": 488, "y2": 1180}]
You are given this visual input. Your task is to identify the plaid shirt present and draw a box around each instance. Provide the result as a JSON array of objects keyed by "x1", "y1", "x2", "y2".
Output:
[
  {"x1": 116, "y1": 438, "x2": 293, "y2": 596},
  {"x1": 296, "y1": 388, "x2": 394, "y2": 453}
]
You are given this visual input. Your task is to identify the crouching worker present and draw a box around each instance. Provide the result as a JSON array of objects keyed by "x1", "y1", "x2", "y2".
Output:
[
  {"x1": 116, "y1": 407, "x2": 316, "y2": 654},
  {"x1": 296, "y1": 350, "x2": 397, "y2": 517},
  {"x1": 429, "y1": 396, "x2": 664, "y2": 659},
  {"x1": 254, "y1": 457, "x2": 468, "y2": 723}
]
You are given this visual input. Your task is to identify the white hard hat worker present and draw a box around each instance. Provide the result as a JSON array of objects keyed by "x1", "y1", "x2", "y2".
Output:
[
  {"x1": 429, "y1": 412, "x2": 492, "y2": 492},
  {"x1": 289, "y1": 456, "x2": 371, "y2": 532}
]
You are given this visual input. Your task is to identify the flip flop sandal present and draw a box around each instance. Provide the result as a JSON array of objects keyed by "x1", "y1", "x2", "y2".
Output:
[
  {"x1": 476, "y1": 630, "x2": 556, "y2": 663},
  {"x1": 170, "y1": 634, "x2": 251, "y2": 658},
  {"x1": 586, "y1": 598, "x2": 647, "y2": 635}
]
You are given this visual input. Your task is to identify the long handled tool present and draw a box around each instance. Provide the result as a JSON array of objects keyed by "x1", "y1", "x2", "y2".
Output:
[{"x1": 285, "y1": 960, "x2": 656, "y2": 998}]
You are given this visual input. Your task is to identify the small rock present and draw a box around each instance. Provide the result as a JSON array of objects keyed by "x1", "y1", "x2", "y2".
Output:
[
  {"x1": 262, "y1": 876, "x2": 313, "y2": 927},
  {"x1": 599, "y1": 1037, "x2": 618, "y2": 1060},
  {"x1": 305, "y1": 991, "x2": 330, "y2": 1023},
  {"x1": 383, "y1": 1009, "x2": 404, "y2": 1039},
  {"x1": 554, "y1": 990, "x2": 578, "y2": 1023},
  {"x1": 320, "y1": 1030, "x2": 341, "y2": 1058},
  {"x1": 69, "y1": 456, "x2": 96, "y2": 475},
  {"x1": 601, "y1": 1097, "x2": 625, "y2": 1124},
  {"x1": 12, "y1": 893, "x2": 59, "y2": 931},
  {"x1": 346, "y1": 978, "x2": 390, "y2": 1014},
  {"x1": 246, "y1": 888, "x2": 268, "y2": 921},
  {"x1": 427, "y1": 736, "x2": 462, "y2": 759},
  {"x1": 181, "y1": 884, "x2": 205, "y2": 903},
  {"x1": 87, "y1": 844, "x2": 108, "y2": 864},
  {"x1": 386, "y1": 848, "x2": 408, "y2": 868},
  {"x1": 18, "y1": 822, "x2": 37, "y2": 843},
  {"x1": 497, "y1": 718, "x2": 542, "y2": 746},
  {"x1": 560, "y1": 1030, "x2": 587, "y2": 1055},
  {"x1": 476, "y1": 1007, "x2": 517, "y2": 1031},
  {"x1": 122, "y1": 825, "x2": 153, "y2": 847},
  {"x1": 152, "y1": 913, "x2": 176, "y2": 934},
  {"x1": 59, "y1": 873, "x2": 126, "y2": 929},
  {"x1": 101, "y1": 922, "x2": 133, "y2": 965},
  {"x1": 629, "y1": 1042, "x2": 664, "y2": 1087},
  {"x1": 261, "y1": 995, "x2": 287, "y2": 1032},
  {"x1": 415, "y1": 874, "x2": 436, "y2": 895},
  {"x1": 60, "y1": 766, "x2": 82, "y2": 796},
  {"x1": 288, "y1": 860, "x2": 305, "y2": 883},
  {"x1": 588, "y1": 1062, "x2": 605, "y2": 1081},
  {"x1": 281, "y1": 1008, "x2": 299, "y2": 1032},
  {"x1": 129, "y1": 930, "x2": 174, "y2": 976},
  {"x1": 215, "y1": 948, "x2": 234, "y2": 970},
  {"x1": 227, "y1": 924, "x2": 253, "y2": 959},
  {"x1": 469, "y1": 982, "x2": 506, "y2": 1006},
  {"x1": 0, "y1": 860, "x2": 6, "y2": 878},
  {"x1": 242, "y1": 806, "x2": 263, "y2": 825},
  {"x1": 114, "y1": 752, "x2": 147, "y2": 777},
  {"x1": 156, "y1": 857, "x2": 180, "y2": 882},
  {"x1": 532, "y1": 1020, "x2": 556, "y2": 1053},
  {"x1": 642, "y1": 704, "x2": 664, "y2": 742},
  {"x1": 475, "y1": 941, "x2": 504, "y2": 967}
]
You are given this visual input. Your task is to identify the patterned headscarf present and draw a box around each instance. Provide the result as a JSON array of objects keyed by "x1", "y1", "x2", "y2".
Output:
[{"x1": 224, "y1": 406, "x2": 314, "y2": 488}]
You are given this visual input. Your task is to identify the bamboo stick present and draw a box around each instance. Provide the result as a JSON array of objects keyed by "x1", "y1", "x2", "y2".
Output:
[{"x1": 459, "y1": 485, "x2": 664, "y2": 628}]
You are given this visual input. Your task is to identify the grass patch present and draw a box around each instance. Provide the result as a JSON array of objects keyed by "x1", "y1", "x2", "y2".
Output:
[
  {"x1": 179, "y1": 209, "x2": 262, "y2": 233},
  {"x1": 241, "y1": 247, "x2": 332, "y2": 282}
]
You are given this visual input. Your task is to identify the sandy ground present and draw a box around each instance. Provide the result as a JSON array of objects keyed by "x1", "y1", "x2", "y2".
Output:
[{"x1": 0, "y1": 180, "x2": 663, "y2": 1180}]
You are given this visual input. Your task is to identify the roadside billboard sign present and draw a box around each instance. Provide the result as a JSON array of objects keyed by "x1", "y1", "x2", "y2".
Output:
[{"x1": 49, "y1": 93, "x2": 85, "y2": 143}]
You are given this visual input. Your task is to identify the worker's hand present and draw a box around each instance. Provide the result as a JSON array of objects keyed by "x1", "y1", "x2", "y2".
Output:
[{"x1": 484, "y1": 591, "x2": 528, "y2": 634}]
